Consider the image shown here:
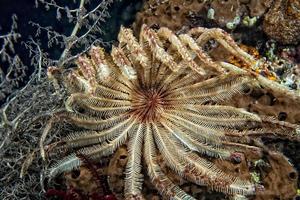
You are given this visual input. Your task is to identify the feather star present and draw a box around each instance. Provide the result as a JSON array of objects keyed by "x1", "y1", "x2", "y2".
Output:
[{"x1": 42, "y1": 25, "x2": 300, "y2": 200}]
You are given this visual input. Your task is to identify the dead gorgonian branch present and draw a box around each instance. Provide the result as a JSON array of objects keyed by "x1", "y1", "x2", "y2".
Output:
[
  {"x1": 0, "y1": 0, "x2": 117, "y2": 156},
  {"x1": 32, "y1": 0, "x2": 114, "y2": 68},
  {"x1": 0, "y1": 1, "x2": 119, "y2": 199},
  {"x1": 0, "y1": 14, "x2": 26, "y2": 102}
]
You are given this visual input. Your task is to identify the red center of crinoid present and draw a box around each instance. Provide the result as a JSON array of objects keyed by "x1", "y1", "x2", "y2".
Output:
[{"x1": 130, "y1": 88, "x2": 166, "y2": 123}]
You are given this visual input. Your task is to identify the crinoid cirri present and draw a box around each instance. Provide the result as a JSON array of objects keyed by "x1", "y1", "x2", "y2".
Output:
[{"x1": 42, "y1": 25, "x2": 300, "y2": 199}]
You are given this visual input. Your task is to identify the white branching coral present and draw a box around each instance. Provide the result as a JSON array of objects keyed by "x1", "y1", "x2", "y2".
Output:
[{"x1": 42, "y1": 25, "x2": 300, "y2": 199}]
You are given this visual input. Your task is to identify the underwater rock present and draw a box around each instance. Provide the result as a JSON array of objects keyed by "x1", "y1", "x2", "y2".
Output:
[
  {"x1": 248, "y1": 0, "x2": 273, "y2": 17},
  {"x1": 255, "y1": 151, "x2": 298, "y2": 199},
  {"x1": 263, "y1": 0, "x2": 300, "y2": 44},
  {"x1": 210, "y1": 0, "x2": 243, "y2": 28},
  {"x1": 133, "y1": 0, "x2": 206, "y2": 33},
  {"x1": 227, "y1": 86, "x2": 300, "y2": 124},
  {"x1": 65, "y1": 166, "x2": 99, "y2": 194}
]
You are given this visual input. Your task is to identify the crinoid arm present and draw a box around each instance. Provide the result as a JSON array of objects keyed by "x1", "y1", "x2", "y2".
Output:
[
  {"x1": 144, "y1": 125, "x2": 197, "y2": 200},
  {"x1": 124, "y1": 123, "x2": 145, "y2": 199},
  {"x1": 153, "y1": 122, "x2": 256, "y2": 196},
  {"x1": 188, "y1": 27, "x2": 300, "y2": 99}
]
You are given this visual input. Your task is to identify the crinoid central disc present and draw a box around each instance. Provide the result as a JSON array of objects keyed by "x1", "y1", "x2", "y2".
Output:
[{"x1": 130, "y1": 87, "x2": 166, "y2": 123}]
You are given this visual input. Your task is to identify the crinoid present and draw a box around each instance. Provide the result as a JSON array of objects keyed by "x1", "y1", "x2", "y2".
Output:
[{"x1": 41, "y1": 25, "x2": 300, "y2": 199}]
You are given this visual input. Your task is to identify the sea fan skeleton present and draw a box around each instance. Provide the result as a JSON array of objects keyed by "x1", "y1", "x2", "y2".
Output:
[{"x1": 41, "y1": 25, "x2": 300, "y2": 199}]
